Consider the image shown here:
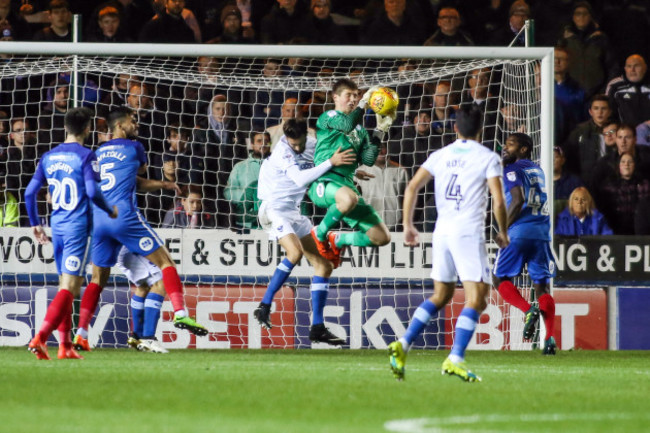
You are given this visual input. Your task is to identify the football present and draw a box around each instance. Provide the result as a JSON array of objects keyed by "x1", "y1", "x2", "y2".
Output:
[{"x1": 368, "y1": 87, "x2": 399, "y2": 116}]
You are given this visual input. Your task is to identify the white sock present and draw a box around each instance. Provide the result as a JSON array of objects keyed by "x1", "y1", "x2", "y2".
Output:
[{"x1": 76, "y1": 328, "x2": 88, "y2": 339}]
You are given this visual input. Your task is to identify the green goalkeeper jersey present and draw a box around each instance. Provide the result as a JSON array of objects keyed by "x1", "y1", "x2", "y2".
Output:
[{"x1": 313, "y1": 107, "x2": 378, "y2": 189}]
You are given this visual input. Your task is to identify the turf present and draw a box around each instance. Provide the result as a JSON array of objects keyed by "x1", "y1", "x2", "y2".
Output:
[{"x1": 2, "y1": 348, "x2": 649, "y2": 433}]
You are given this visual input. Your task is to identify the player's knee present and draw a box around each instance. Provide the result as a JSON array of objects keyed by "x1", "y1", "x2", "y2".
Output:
[
  {"x1": 285, "y1": 250, "x2": 303, "y2": 264},
  {"x1": 337, "y1": 192, "x2": 358, "y2": 213},
  {"x1": 372, "y1": 232, "x2": 391, "y2": 246}
]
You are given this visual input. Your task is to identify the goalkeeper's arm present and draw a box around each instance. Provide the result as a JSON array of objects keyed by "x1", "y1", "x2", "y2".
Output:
[{"x1": 361, "y1": 111, "x2": 395, "y2": 165}]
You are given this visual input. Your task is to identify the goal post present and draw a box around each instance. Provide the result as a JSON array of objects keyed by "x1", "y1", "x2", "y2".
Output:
[{"x1": 0, "y1": 42, "x2": 554, "y2": 350}]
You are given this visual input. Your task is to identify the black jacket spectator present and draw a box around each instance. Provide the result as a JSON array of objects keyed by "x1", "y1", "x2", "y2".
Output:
[
  {"x1": 260, "y1": 2, "x2": 307, "y2": 44},
  {"x1": 360, "y1": 8, "x2": 426, "y2": 46},
  {"x1": 605, "y1": 55, "x2": 650, "y2": 128},
  {"x1": 139, "y1": 11, "x2": 195, "y2": 43}
]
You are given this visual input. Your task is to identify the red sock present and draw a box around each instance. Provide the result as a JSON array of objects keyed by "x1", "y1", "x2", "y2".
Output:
[
  {"x1": 538, "y1": 293, "x2": 556, "y2": 339},
  {"x1": 497, "y1": 280, "x2": 531, "y2": 313},
  {"x1": 162, "y1": 266, "x2": 185, "y2": 313},
  {"x1": 78, "y1": 282, "x2": 103, "y2": 330},
  {"x1": 57, "y1": 300, "x2": 73, "y2": 348},
  {"x1": 38, "y1": 290, "x2": 73, "y2": 342}
]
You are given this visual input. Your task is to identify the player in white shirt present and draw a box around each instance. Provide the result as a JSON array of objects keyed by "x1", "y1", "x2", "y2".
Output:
[
  {"x1": 388, "y1": 105, "x2": 509, "y2": 382},
  {"x1": 254, "y1": 119, "x2": 355, "y2": 345}
]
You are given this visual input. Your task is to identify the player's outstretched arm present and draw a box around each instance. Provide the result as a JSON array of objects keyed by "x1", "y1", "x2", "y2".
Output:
[
  {"x1": 505, "y1": 185, "x2": 525, "y2": 228},
  {"x1": 488, "y1": 176, "x2": 510, "y2": 249},
  {"x1": 285, "y1": 147, "x2": 356, "y2": 188},
  {"x1": 136, "y1": 176, "x2": 182, "y2": 195},
  {"x1": 402, "y1": 167, "x2": 432, "y2": 246}
]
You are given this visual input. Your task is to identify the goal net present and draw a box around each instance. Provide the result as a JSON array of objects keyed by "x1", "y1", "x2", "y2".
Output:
[{"x1": 0, "y1": 43, "x2": 553, "y2": 350}]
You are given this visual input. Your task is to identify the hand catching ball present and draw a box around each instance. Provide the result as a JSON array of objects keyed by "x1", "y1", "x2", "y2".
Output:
[{"x1": 368, "y1": 87, "x2": 399, "y2": 116}]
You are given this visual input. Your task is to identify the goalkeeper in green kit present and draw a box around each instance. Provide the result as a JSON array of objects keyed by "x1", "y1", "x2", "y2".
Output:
[{"x1": 307, "y1": 78, "x2": 395, "y2": 266}]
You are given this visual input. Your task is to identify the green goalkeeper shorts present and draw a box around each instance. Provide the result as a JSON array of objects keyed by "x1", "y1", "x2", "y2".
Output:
[{"x1": 308, "y1": 180, "x2": 383, "y2": 233}]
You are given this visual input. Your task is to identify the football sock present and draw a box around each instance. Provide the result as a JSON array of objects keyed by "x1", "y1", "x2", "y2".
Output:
[
  {"x1": 310, "y1": 276, "x2": 329, "y2": 326},
  {"x1": 449, "y1": 307, "x2": 480, "y2": 361},
  {"x1": 262, "y1": 258, "x2": 295, "y2": 304},
  {"x1": 316, "y1": 205, "x2": 343, "y2": 240},
  {"x1": 130, "y1": 295, "x2": 145, "y2": 337},
  {"x1": 38, "y1": 289, "x2": 73, "y2": 342},
  {"x1": 57, "y1": 299, "x2": 73, "y2": 348},
  {"x1": 78, "y1": 282, "x2": 103, "y2": 331},
  {"x1": 538, "y1": 293, "x2": 556, "y2": 339},
  {"x1": 337, "y1": 231, "x2": 374, "y2": 247},
  {"x1": 143, "y1": 293, "x2": 165, "y2": 337},
  {"x1": 162, "y1": 266, "x2": 185, "y2": 313},
  {"x1": 497, "y1": 280, "x2": 530, "y2": 313},
  {"x1": 400, "y1": 299, "x2": 438, "y2": 351}
]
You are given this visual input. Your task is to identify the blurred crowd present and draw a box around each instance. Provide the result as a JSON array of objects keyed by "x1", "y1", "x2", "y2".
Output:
[{"x1": 1, "y1": 0, "x2": 650, "y2": 236}]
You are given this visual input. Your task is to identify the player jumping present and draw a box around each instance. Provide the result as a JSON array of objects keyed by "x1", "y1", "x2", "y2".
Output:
[
  {"x1": 25, "y1": 107, "x2": 118, "y2": 360},
  {"x1": 254, "y1": 119, "x2": 356, "y2": 345},
  {"x1": 492, "y1": 133, "x2": 557, "y2": 355},
  {"x1": 73, "y1": 107, "x2": 207, "y2": 352},
  {"x1": 307, "y1": 79, "x2": 394, "y2": 264}
]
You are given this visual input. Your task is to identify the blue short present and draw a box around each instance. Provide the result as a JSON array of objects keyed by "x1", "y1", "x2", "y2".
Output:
[
  {"x1": 52, "y1": 230, "x2": 91, "y2": 276},
  {"x1": 493, "y1": 238, "x2": 556, "y2": 284},
  {"x1": 92, "y1": 209, "x2": 163, "y2": 268}
]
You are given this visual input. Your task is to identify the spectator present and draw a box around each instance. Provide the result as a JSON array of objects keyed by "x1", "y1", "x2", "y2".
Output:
[
  {"x1": 151, "y1": 123, "x2": 203, "y2": 187},
  {"x1": 205, "y1": 3, "x2": 255, "y2": 44},
  {"x1": 249, "y1": 58, "x2": 289, "y2": 131},
  {"x1": 0, "y1": 0, "x2": 32, "y2": 40},
  {"x1": 125, "y1": 81, "x2": 165, "y2": 155},
  {"x1": 389, "y1": 110, "x2": 437, "y2": 177},
  {"x1": 37, "y1": 78, "x2": 69, "y2": 153},
  {"x1": 299, "y1": 0, "x2": 348, "y2": 45},
  {"x1": 86, "y1": 5, "x2": 131, "y2": 42},
  {"x1": 260, "y1": 0, "x2": 307, "y2": 45},
  {"x1": 100, "y1": 73, "x2": 139, "y2": 113},
  {"x1": 461, "y1": 67, "x2": 498, "y2": 147},
  {"x1": 592, "y1": 123, "x2": 650, "y2": 187},
  {"x1": 423, "y1": 6, "x2": 473, "y2": 47},
  {"x1": 605, "y1": 54, "x2": 650, "y2": 128},
  {"x1": 429, "y1": 80, "x2": 456, "y2": 149},
  {"x1": 557, "y1": 1, "x2": 616, "y2": 99},
  {"x1": 355, "y1": 143, "x2": 408, "y2": 231},
  {"x1": 553, "y1": 146, "x2": 583, "y2": 220},
  {"x1": 33, "y1": 0, "x2": 71, "y2": 42},
  {"x1": 555, "y1": 186, "x2": 613, "y2": 236},
  {"x1": 139, "y1": 0, "x2": 195, "y2": 43},
  {"x1": 595, "y1": 152, "x2": 650, "y2": 235},
  {"x1": 360, "y1": 0, "x2": 427, "y2": 46},
  {"x1": 91, "y1": 0, "x2": 155, "y2": 42},
  {"x1": 0, "y1": 186, "x2": 19, "y2": 227},
  {"x1": 489, "y1": 0, "x2": 530, "y2": 47},
  {"x1": 151, "y1": 0, "x2": 202, "y2": 42},
  {"x1": 266, "y1": 97, "x2": 315, "y2": 148},
  {"x1": 162, "y1": 185, "x2": 215, "y2": 229},
  {"x1": 554, "y1": 46, "x2": 586, "y2": 137},
  {"x1": 6, "y1": 118, "x2": 36, "y2": 225},
  {"x1": 224, "y1": 131, "x2": 270, "y2": 231},
  {"x1": 563, "y1": 94, "x2": 613, "y2": 185}
]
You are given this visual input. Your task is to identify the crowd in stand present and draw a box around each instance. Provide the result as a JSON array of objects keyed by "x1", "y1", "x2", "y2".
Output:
[{"x1": 1, "y1": 0, "x2": 650, "y2": 236}]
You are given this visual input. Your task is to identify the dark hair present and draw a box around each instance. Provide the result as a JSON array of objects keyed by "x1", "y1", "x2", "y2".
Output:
[
  {"x1": 249, "y1": 130, "x2": 270, "y2": 143},
  {"x1": 617, "y1": 123, "x2": 637, "y2": 137},
  {"x1": 589, "y1": 94, "x2": 609, "y2": 108},
  {"x1": 455, "y1": 104, "x2": 482, "y2": 138},
  {"x1": 283, "y1": 118, "x2": 308, "y2": 139},
  {"x1": 107, "y1": 106, "x2": 133, "y2": 131},
  {"x1": 509, "y1": 132, "x2": 533, "y2": 158},
  {"x1": 48, "y1": 0, "x2": 70, "y2": 12},
  {"x1": 332, "y1": 78, "x2": 358, "y2": 95},
  {"x1": 64, "y1": 107, "x2": 92, "y2": 136}
]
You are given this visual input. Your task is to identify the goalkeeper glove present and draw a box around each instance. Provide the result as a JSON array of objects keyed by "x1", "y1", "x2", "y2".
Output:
[
  {"x1": 375, "y1": 111, "x2": 396, "y2": 133},
  {"x1": 358, "y1": 85, "x2": 381, "y2": 110}
]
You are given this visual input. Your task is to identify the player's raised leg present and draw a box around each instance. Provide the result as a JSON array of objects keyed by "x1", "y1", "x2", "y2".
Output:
[
  {"x1": 302, "y1": 235, "x2": 344, "y2": 346},
  {"x1": 145, "y1": 246, "x2": 207, "y2": 336}
]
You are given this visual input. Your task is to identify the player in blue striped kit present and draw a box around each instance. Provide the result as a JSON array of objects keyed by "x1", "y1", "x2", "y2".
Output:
[
  {"x1": 25, "y1": 107, "x2": 117, "y2": 360},
  {"x1": 493, "y1": 133, "x2": 557, "y2": 355}
]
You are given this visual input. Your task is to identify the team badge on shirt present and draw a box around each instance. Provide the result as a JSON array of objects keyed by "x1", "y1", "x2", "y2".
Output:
[{"x1": 507, "y1": 171, "x2": 517, "y2": 182}]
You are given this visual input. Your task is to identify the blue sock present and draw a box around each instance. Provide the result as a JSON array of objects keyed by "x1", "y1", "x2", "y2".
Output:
[
  {"x1": 143, "y1": 293, "x2": 165, "y2": 338},
  {"x1": 130, "y1": 295, "x2": 144, "y2": 337},
  {"x1": 450, "y1": 307, "x2": 480, "y2": 360},
  {"x1": 310, "y1": 276, "x2": 329, "y2": 325},
  {"x1": 402, "y1": 299, "x2": 438, "y2": 346},
  {"x1": 262, "y1": 258, "x2": 295, "y2": 304}
]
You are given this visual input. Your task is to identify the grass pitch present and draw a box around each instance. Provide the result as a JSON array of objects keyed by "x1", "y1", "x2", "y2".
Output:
[{"x1": 2, "y1": 348, "x2": 649, "y2": 433}]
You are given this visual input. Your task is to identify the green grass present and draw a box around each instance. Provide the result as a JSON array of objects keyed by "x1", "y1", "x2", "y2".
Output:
[{"x1": 2, "y1": 348, "x2": 649, "y2": 433}]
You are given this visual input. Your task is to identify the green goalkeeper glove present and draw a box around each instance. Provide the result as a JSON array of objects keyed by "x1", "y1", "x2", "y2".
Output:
[{"x1": 358, "y1": 85, "x2": 381, "y2": 110}]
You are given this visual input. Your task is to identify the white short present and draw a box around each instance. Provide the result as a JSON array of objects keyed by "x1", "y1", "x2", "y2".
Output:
[
  {"x1": 258, "y1": 202, "x2": 312, "y2": 241},
  {"x1": 116, "y1": 246, "x2": 163, "y2": 288},
  {"x1": 431, "y1": 232, "x2": 490, "y2": 283}
]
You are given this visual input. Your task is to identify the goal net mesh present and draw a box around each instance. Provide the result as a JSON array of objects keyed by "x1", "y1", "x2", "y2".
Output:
[{"x1": 0, "y1": 50, "x2": 542, "y2": 350}]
